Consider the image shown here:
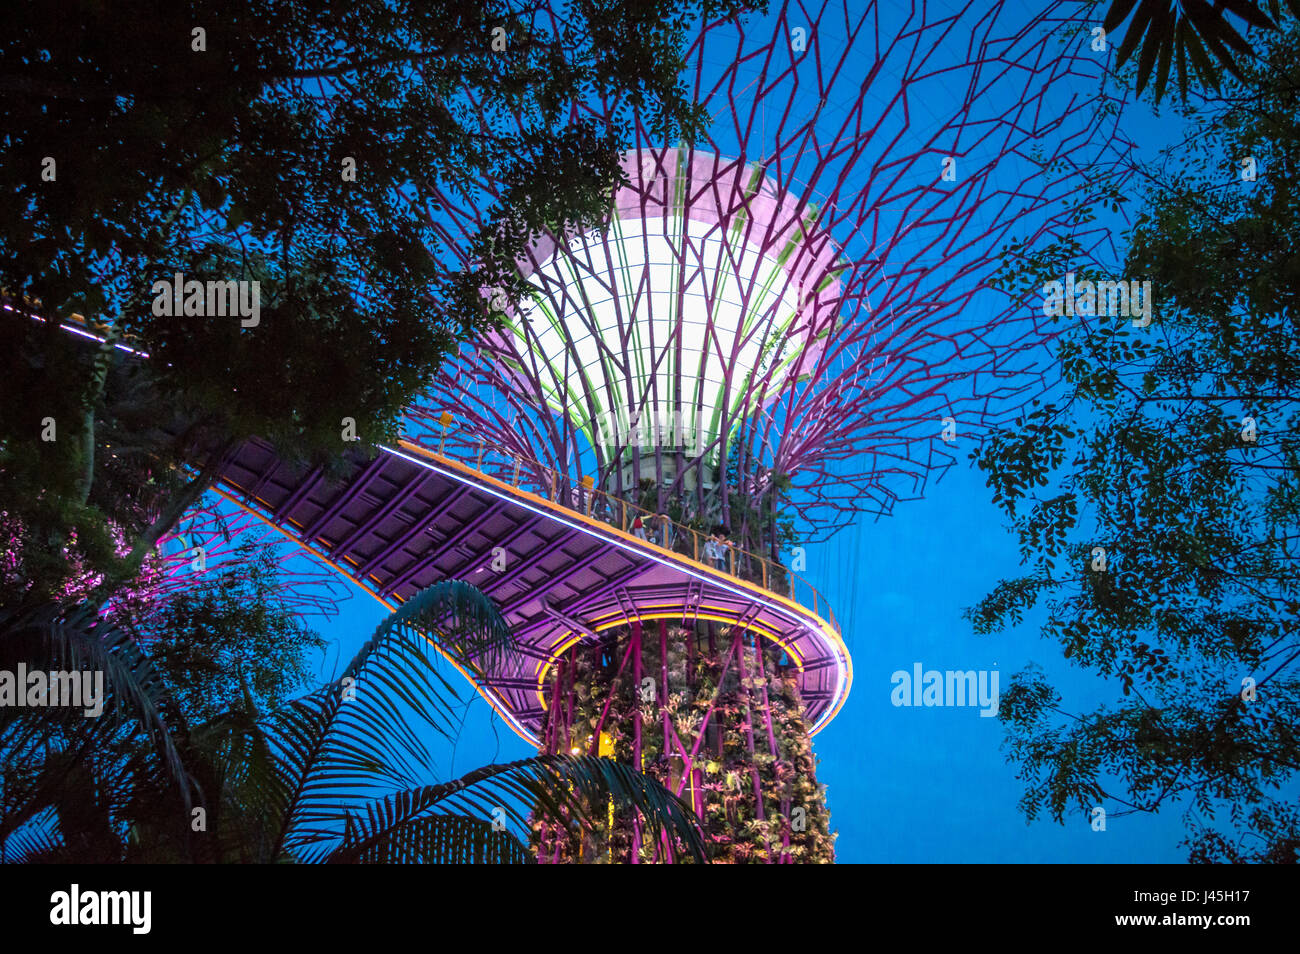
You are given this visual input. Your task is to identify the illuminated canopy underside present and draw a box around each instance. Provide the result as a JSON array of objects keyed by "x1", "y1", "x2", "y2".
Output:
[{"x1": 494, "y1": 148, "x2": 844, "y2": 470}]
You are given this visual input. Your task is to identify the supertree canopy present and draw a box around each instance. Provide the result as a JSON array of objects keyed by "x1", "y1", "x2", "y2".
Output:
[
  {"x1": 411, "y1": 0, "x2": 1125, "y2": 542},
  {"x1": 487, "y1": 148, "x2": 845, "y2": 502}
]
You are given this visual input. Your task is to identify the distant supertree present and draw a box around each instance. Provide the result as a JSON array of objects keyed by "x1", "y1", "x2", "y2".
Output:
[
  {"x1": 144, "y1": 496, "x2": 349, "y2": 623},
  {"x1": 0, "y1": 305, "x2": 351, "y2": 631}
]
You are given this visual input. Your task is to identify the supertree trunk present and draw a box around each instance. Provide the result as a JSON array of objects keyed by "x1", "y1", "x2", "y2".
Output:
[{"x1": 532, "y1": 620, "x2": 834, "y2": 863}]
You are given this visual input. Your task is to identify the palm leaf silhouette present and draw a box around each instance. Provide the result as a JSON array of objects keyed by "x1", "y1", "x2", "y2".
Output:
[
  {"x1": 2, "y1": 580, "x2": 706, "y2": 863},
  {"x1": 1103, "y1": 0, "x2": 1296, "y2": 101}
]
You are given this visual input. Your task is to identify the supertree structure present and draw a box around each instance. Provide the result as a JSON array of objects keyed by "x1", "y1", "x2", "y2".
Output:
[
  {"x1": 382, "y1": 0, "x2": 1130, "y2": 862},
  {"x1": 411, "y1": 0, "x2": 1124, "y2": 542},
  {"x1": 5, "y1": 0, "x2": 1128, "y2": 864},
  {"x1": 146, "y1": 496, "x2": 349, "y2": 621},
  {"x1": 0, "y1": 481, "x2": 347, "y2": 628},
  {"x1": 0, "y1": 1, "x2": 1132, "y2": 862}
]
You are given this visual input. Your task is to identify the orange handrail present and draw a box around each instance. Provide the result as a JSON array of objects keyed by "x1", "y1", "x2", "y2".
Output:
[{"x1": 406, "y1": 429, "x2": 840, "y2": 634}]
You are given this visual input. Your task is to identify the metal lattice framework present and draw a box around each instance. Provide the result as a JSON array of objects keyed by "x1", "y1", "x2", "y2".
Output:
[{"x1": 408, "y1": 0, "x2": 1127, "y2": 542}]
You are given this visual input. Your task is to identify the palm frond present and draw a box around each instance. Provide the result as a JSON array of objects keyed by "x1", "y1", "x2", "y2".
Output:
[
  {"x1": 334, "y1": 812, "x2": 534, "y2": 864},
  {"x1": 265, "y1": 580, "x2": 514, "y2": 857},
  {"x1": 327, "y1": 755, "x2": 708, "y2": 864},
  {"x1": 1, "y1": 813, "x2": 69, "y2": 864},
  {"x1": 1104, "y1": 0, "x2": 1282, "y2": 102},
  {"x1": 377, "y1": 579, "x2": 518, "y2": 678},
  {"x1": 0, "y1": 606, "x2": 192, "y2": 811},
  {"x1": 177, "y1": 706, "x2": 288, "y2": 862}
]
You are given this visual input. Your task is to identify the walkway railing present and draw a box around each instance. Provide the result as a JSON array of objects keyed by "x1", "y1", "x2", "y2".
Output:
[{"x1": 402, "y1": 428, "x2": 839, "y2": 635}]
